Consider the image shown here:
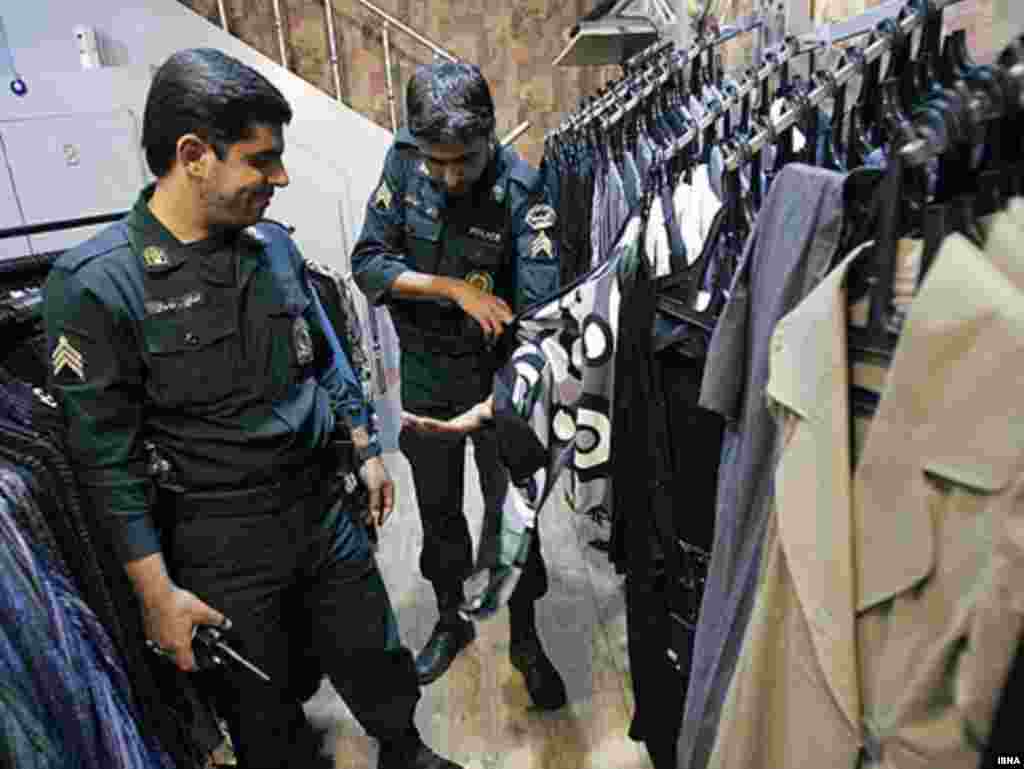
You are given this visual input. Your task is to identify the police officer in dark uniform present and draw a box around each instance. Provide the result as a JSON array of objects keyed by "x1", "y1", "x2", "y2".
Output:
[
  {"x1": 351, "y1": 61, "x2": 566, "y2": 709},
  {"x1": 43, "y1": 48, "x2": 463, "y2": 769}
]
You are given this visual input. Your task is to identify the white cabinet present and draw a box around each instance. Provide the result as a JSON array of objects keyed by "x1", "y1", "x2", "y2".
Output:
[
  {"x1": 0, "y1": 108, "x2": 145, "y2": 254},
  {"x1": 0, "y1": 136, "x2": 31, "y2": 261}
]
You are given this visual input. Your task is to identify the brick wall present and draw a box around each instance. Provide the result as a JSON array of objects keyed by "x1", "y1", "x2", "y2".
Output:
[{"x1": 177, "y1": 0, "x2": 1003, "y2": 167}]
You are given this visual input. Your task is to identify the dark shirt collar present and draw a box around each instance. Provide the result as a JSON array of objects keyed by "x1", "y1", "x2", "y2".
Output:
[{"x1": 125, "y1": 184, "x2": 238, "y2": 285}]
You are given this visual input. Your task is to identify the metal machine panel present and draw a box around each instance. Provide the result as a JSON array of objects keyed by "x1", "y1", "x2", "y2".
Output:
[
  {"x1": 0, "y1": 137, "x2": 31, "y2": 261},
  {"x1": 1, "y1": 109, "x2": 143, "y2": 253}
]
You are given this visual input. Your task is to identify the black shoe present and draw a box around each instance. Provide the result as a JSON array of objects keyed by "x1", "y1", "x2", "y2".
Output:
[
  {"x1": 378, "y1": 740, "x2": 463, "y2": 769},
  {"x1": 510, "y1": 636, "x2": 568, "y2": 711},
  {"x1": 414, "y1": 618, "x2": 476, "y2": 685}
]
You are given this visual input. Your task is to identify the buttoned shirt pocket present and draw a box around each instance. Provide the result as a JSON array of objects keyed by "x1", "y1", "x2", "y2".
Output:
[
  {"x1": 141, "y1": 306, "x2": 239, "y2": 409},
  {"x1": 405, "y1": 207, "x2": 443, "y2": 273}
]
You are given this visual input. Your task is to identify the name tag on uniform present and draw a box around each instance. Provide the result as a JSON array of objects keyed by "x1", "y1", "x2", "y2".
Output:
[
  {"x1": 144, "y1": 291, "x2": 204, "y2": 316},
  {"x1": 468, "y1": 226, "x2": 502, "y2": 244}
]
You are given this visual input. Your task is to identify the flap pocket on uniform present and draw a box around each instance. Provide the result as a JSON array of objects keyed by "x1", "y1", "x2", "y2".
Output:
[
  {"x1": 142, "y1": 311, "x2": 237, "y2": 354},
  {"x1": 922, "y1": 459, "x2": 1013, "y2": 495},
  {"x1": 141, "y1": 309, "x2": 240, "y2": 408},
  {"x1": 466, "y1": 240, "x2": 504, "y2": 269},
  {"x1": 518, "y1": 259, "x2": 559, "y2": 307},
  {"x1": 406, "y1": 209, "x2": 442, "y2": 242}
]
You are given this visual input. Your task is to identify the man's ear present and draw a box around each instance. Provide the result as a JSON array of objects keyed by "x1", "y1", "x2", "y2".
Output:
[{"x1": 177, "y1": 134, "x2": 214, "y2": 179}]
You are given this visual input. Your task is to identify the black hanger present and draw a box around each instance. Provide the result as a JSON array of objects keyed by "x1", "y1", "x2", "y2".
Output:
[
  {"x1": 940, "y1": 29, "x2": 975, "y2": 86},
  {"x1": 996, "y1": 37, "x2": 1024, "y2": 197},
  {"x1": 829, "y1": 54, "x2": 850, "y2": 171},
  {"x1": 848, "y1": 152, "x2": 905, "y2": 360},
  {"x1": 848, "y1": 35, "x2": 882, "y2": 167}
]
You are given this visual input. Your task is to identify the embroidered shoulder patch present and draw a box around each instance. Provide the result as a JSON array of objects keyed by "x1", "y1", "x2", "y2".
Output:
[
  {"x1": 525, "y1": 204, "x2": 556, "y2": 231},
  {"x1": 52, "y1": 335, "x2": 85, "y2": 380},
  {"x1": 372, "y1": 179, "x2": 393, "y2": 211}
]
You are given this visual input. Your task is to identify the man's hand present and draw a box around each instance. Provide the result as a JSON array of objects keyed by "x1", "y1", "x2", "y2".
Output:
[
  {"x1": 142, "y1": 585, "x2": 230, "y2": 673},
  {"x1": 453, "y1": 283, "x2": 513, "y2": 340},
  {"x1": 358, "y1": 456, "x2": 395, "y2": 528},
  {"x1": 402, "y1": 396, "x2": 494, "y2": 436}
]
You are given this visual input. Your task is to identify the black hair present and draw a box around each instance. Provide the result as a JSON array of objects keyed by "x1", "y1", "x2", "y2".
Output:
[
  {"x1": 406, "y1": 61, "x2": 496, "y2": 145},
  {"x1": 142, "y1": 48, "x2": 293, "y2": 177}
]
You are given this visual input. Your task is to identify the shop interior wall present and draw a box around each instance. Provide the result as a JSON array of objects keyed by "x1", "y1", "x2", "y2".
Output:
[
  {"x1": 1, "y1": 0, "x2": 393, "y2": 272},
  {"x1": 177, "y1": 0, "x2": 1005, "y2": 171},
  {"x1": 177, "y1": 0, "x2": 622, "y2": 167}
]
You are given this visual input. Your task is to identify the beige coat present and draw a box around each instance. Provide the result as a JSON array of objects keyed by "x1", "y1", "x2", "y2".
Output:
[{"x1": 708, "y1": 201, "x2": 1024, "y2": 769}]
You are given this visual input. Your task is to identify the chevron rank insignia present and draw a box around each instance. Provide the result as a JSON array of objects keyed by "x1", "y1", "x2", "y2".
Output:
[
  {"x1": 530, "y1": 231, "x2": 553, "y2": 260},
  {"x1": 52, "y1": 335, "x2": 85, "y2": 380},
  {"x1": 525, "y1": 204, "x2": 556, "y2": 231},
  {"x1": 372, "y1": 180, "x2": 393, "y2": 211}
]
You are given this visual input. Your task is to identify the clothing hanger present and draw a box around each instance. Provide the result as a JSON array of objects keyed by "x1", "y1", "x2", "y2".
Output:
[
  {"x1": 847, "y1": 33, "x2": 883, "y2": 168},
  {"x1": 829, "y1": 54, "x2": 850, "y2": 171},
  {"x1": 940, "y1": 29, "x2": 975, "y2": 86},
  {"x1": 995, "y1": 37, "x2": 1024, "y2": 197}
]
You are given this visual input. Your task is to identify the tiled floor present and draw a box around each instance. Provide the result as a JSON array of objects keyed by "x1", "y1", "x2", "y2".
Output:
[{"x1": 303, "y1": 446, "x2": 653, "y2": 769}]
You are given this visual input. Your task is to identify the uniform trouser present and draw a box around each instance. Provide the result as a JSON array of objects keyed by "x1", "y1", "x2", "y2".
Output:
[
  {"x1": 167, "y1": 478, "x2": 420, "y2": 769},
  {"x1": 399, "y1": 403, "x2": 548, "y2": 619}
]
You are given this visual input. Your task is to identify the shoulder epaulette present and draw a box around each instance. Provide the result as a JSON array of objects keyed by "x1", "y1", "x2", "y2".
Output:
[
  {"x1": 55, "y1": 222, "x2": 130, "y2": 272},
  {"x1": 506, "y1": 153, "x2": 540, "y2": 192},
  {"x1": 393, "y1": 126, "x2": 418, "y2": 150}
]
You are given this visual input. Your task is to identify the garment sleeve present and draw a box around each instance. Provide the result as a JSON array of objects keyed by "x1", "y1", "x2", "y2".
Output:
[
  {"x1": 304, "y1": 280, "x2": 374, "y2": 432},
  {"x1": 350, "y1": 147, "x2": 411, "y2": 305},
  {"x1": 698, "y1": 227, "x2": 755, "y2": 420},
  {"x1": 43, "y1": 268, "x2": 158, "y2": 564},
  {"x1": 305, "y1": 259, "x2": 378, "y2": 425},
  {"x1": 510, "y1": 186, "x2": 561, "y2": 313}
]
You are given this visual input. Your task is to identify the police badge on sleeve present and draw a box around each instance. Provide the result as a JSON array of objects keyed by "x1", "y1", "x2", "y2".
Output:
[
  {"x1": 525, "y1": 204, "x2": 556, "y2": 231},
  {"x1": 293, "y1": 316, "x2": 314, "y2": 365}
]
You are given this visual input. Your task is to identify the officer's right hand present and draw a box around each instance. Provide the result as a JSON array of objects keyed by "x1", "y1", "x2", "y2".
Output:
[
  {"x1": 454, "y1": 283, "x2": 513, "y2": 340},
  {"x1": 143, "y1": 586, "x2": 230, "y2": 673}
]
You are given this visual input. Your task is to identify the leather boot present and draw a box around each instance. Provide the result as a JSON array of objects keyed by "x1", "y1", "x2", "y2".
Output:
[
  {"x1": 414, "y1": 617, "x2": 476, "y2": 685},
  {"x1": 509, "y1": 635, "x2": 567, "y2": 711}
]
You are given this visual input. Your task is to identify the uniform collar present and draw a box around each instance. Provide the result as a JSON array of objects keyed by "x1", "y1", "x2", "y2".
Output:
[{"x1": 125, "y1": 184, "x2": 237, "y2": 284}]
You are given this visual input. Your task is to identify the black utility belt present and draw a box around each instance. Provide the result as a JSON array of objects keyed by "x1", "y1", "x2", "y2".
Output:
[
  {"x1": 158, "y1": 457, "x2": 332, "y2": 518},
  {"x1": 394, "y1": 326, "x2": 493, "y2": 358}
]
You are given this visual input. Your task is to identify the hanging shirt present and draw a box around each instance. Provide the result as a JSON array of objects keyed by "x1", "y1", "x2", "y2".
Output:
[
  {"x1": 679, "y1": 164, "x2": 847, "y2": 769},
  {"x1": 708, "y1": 202, "x2": 1024, "y2": 768}
]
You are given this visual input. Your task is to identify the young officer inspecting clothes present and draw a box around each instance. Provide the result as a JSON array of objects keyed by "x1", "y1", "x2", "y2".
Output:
[
  {"x1": 351, "y1": 61, "x2": 567, "y2": 709},
  {"x1": 43, "y1": 48, "x2": 463, "y2": 769}
]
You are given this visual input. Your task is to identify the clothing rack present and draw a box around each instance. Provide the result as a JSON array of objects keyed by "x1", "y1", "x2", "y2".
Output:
[
  {"x1": 723, "y1": 0, "x2": 971, "y2": 170},
  {"x1": 626, "y1": 33, "x2": 805, "y2": 151},
  {"x1": 551, "y1": 12, "x2": 767, "y2": 139}
]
